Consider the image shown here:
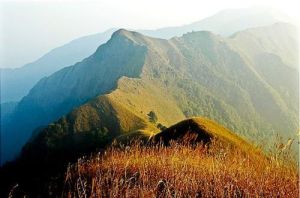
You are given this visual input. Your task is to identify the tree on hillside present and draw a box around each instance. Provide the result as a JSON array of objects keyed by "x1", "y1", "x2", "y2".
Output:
[
  {"x1": 148, "y1": 111, "x2": 158, "y2": 123},
  {"x1": 157, "y1": 123, "x2": 167, "y2": 131}
]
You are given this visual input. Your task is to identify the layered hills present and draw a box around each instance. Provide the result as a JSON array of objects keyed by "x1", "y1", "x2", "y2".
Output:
[
  {"x1": 1, "y1": 7, "x2": 290, "y2": 103},
  {"x1": 2, "y1": 23, "x2": 298, "y2": 164}
]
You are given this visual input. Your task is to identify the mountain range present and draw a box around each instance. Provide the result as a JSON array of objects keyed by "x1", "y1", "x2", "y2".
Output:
[
  {"x1": 0, "y1": 7, "x2": 291, "y2": 103},
  {"x1": 1, "y1": 22, "x2": 298, "y2": 165}
]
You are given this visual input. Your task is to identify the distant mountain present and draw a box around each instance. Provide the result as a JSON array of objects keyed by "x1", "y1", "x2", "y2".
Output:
[
  {"x1": 2, "y1": 23, "x2": 298, "y2": 164},
  {"x1": 140, "y1": 7, "x2": 292, "y2": 38},
  {"x1": 0, "y1": 7, "x2": 290, "y2": 103},
  {"x1": 230, "y1": 22, "x2": 298, "y2": 68},
  {"x1": 0, "y1": 102, "x2": 18, "y2": 123}
]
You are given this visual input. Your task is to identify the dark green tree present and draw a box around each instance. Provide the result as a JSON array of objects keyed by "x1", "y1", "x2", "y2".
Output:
[{"x1": 147, "y1": 111, "x2": 158, "y2": 123}]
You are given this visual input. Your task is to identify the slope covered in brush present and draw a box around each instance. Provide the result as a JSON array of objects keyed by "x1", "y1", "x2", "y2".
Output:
[
  {"x1": 2, "y1": 116, "x2": 293, "y2": 197},
  {"x1": 2, "y1": 23, "x2": 298, "y2": 164},
  {"x1": 61, "y1": 137, "x2": 297, "y2": 197},
  {"x1": 1, "y1": 24, "x2": 299, "y2": 196},
  {"x1": 151, "y1": 117, "x2": 260, "y2": 154},
  {"x1": 1, "y1": 29, "x2": 148, "y2": 163}
]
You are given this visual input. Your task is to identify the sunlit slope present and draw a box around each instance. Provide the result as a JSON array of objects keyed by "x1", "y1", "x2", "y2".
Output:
[
  {"x1": 3, "y1": 23, "x2": 298, "y2": 163},
  {"x1": 152, "y1": 117, "x2": 260, "y2": 155},
  {"x1": 137, "y1": 28, "x2": 298, "y2": 141},
  {"x1": 22, "y1": 78, "x2": 186, "y2": 160},
  {"x1": 22, "y1": 24, "x2": 296, "y2": 157},
  {"x1": 1, "y1": 30, "x2": 148, "y2": 162},
  {"x1": 229, "y1": 23, "x2": 298, "y2": 121},
  {"x1": 230, "y1": 23, "x2": 298, "y2": 68}
]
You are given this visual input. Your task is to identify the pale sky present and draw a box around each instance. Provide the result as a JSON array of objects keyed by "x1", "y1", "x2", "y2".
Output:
[{"x1": 0, "y1": 0, "x2": 299, "y2": 68}]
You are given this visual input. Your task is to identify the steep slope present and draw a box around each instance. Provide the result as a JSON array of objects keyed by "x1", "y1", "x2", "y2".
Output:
[
  {"x1": 0, "y1": 102, "x2": 17, "y2": 121},
  {"x1": 1, "y1": 7, "x2": 289, "y2": 103},
  {"x1": 2, "y1": 24, "x2": 298, "y2": 164},
  {"x1": 230, "y1": 23, "x2": 298, "y2": 105},
  {"x1": 0, "y1": 28, "x2": 116, "y2": 103},
  {"x1": 229, "y1": 23, "x2": 298, "y2": 135},
  {"x1": 1, "y1": 30, "x2": 148, "y2": 163},
  {"x1": 19, "y1": 86, "x2": 185, "y2": 164},
  {"x1": 230, "y1": 22, "x2": 298, "y2": 68}
]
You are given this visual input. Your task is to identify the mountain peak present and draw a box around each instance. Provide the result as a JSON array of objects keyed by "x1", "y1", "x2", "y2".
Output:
[
  {"x1": 113, "y1": 28, "x2": 131, "y2": 36},
  {"x1": 112, "y1": 29, "x2": 142, "y2": 39},
  {"x1": 110, "y1": 29, "x2": 151, "y2": 46}
]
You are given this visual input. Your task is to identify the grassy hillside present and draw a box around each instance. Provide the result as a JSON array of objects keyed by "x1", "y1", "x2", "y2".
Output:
[
  {"x1": 151, "y1": 117, "x2": 261, "y2": 155},
  {"x1": 63, "y1": 137, "x2": 297, "y2": 197},
  {"x1": 5, "y1": 116, "x2": 297, "y2": 197},
  {"x1": 2, "y1": 24, "x2": 298, "y2": 164}
]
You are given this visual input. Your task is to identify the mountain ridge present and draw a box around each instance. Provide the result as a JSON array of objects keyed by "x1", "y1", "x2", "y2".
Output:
[
  {"x1": 1, "y1": 7, "x2": 292, "y2": 103},
  {"x1": 1, "y1": 23, "x2": 298, "y2": 164}
]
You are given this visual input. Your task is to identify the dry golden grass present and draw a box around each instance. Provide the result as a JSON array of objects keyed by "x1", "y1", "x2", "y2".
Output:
[{"x1": 63, "y1": 140, "x2": 298, "y2": 198}]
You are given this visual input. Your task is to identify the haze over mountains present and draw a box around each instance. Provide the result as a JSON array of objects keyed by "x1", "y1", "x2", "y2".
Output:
[
  {"x1": 0, "y1": 29, "x2": 117, "y2": 103},
  {"x1": 1, "y1": 22, "x2": 298, "y2": 165},
  {"x1": 0, "y1": 7, "x2": 292, "y2": 103}
]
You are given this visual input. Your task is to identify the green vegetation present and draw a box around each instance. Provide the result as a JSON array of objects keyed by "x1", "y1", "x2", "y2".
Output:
[
  {"x1": 1, "y1": 24, "x2": 298, "y2": 197},
  {"x1": 156, "y1": 123, "x2": 167, "y2": 130},
  {"x1": 147, "y1": 111, "x2": 158, "y2": 123},
  {"x1": 16, "y1": 24, "x2": 298, "y2": 164},
  {"x1": 151, "y1": 117, "x2": 261, "y2": 155},
  {"x1": 5, "y1": 114, "x2": 299, "y2": 197}
]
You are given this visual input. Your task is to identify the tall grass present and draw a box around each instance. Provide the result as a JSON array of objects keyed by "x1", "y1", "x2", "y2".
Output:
[{"x1": 63, "y1": 140, "x2": 298, "y2": 197}]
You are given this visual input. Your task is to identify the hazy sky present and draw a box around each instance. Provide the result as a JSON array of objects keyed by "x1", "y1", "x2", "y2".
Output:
[{"x1": 0, "y1": 0, "x2": 299, "y2": 68}]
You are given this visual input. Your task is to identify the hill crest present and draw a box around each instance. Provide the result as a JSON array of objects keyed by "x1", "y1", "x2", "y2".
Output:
[{"x1": 151, "y1": 117, "x2": 259, "y2": 154}]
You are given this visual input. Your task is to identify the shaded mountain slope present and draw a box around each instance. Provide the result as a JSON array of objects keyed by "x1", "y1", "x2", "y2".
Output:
[
  {"x1": 23, "y1": 76, "x2": 186, "y2": 156},
  {"x1": 2, "y1": 24, "x2": 298, "y2": 164},
  {"x1": 1, "y1": 29, "x2": 116, "y2": 103},
  {"x1": 1, "y1": 30, "x2": 147, "y2": 163}
]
